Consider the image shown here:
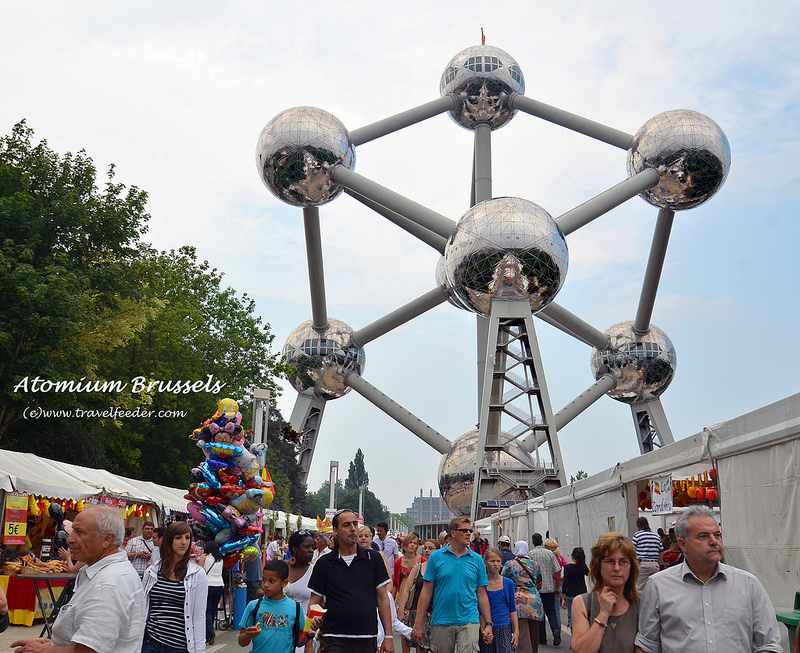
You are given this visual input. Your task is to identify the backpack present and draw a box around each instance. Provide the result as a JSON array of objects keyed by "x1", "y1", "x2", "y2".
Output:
[{"x1": 247, "y1": 596, "x2": 303, "y2": 646}]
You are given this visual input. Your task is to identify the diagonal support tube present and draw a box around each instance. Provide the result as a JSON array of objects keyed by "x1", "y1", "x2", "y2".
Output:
[
  {"x1": 345, "y1": 189, "x2": 448, "y2": 253},
  {"x1": 521, "y1": 373, "x2": 617, "y2": 451},
  {"x1": 510, "y1": 94, "x2": 634, "y2": 149},
  {"x1": 537, "y1": 303, "x2": 610, "y2": 350},
  {"x1": 556, "y1": 169, "x2": 660, "y2": 236},
  {"x1": 303, "y1": 206, "x2": 328, "y2": 331},
  {"x1": 349, "y1": 96, "x2": 458, "y2": 146},
  {"x1": 331, "y1": 166, "x2": 456, "y2": 240},
  {"x1": 345, "y1": 372, "x2": 452, "y2": 454},
  {"x1": 351, "y1": 288, "x2": 448, "y2": 347},
  {"x1": 633, "y1": 208, "x2": 675, "y2": 334}
]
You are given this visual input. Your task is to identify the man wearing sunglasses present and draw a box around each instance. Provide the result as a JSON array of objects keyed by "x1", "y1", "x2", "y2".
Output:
[
  {"x1": 308, "y1": 509, "x2": 394, "y2": 653},
  {"x1": 411, "y1": 516, "x2": 494, "y2": 652}
]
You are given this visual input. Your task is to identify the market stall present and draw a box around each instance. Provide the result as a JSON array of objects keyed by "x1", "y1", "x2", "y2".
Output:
[{"x1": 0, "y1": 450, "x2": 189, "y2": 625}]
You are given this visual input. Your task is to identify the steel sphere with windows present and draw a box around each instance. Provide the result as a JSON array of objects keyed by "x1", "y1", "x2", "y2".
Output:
[
  {"x1": 282, "y1": 319, "x2": 365, "y2": 400},
  {"x1": 256, "y1": 106, "x2": 355, "y2": 207},
  {"x1": 440, "y1": 45, "x2": 524, "y2": 130},
  {"x1": 627, "y1": 109, "x2": 730, "y2": 210},
  {"x1": 443, "y1": 197, "x2": 568, "y2": 317},
  {"x1": 591, "y1": 321, "x2": 677, "y2": 404},
  {"x1": 438, "y1": 429, "x2": 537, "y2": 517}
]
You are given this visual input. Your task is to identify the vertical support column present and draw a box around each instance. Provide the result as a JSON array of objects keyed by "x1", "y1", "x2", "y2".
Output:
[
  {"x1": 328, "y1": 461, "x2": 339, "y2": 511},
  {"x1": 251, "y1": 388, "x2": 270, "y2": 445},
  {"x1": 473, "y1": 122, "x2": 493, "y2": 414},
  {"x1": 290, "y1": 394, "x2": 327, "y2": 486},
  {"x1": 630, "y1": 398, "x2": 675, "y2": 453},
  {"x1": 470, "y1": 298, "x2": 567, "y2": 522}
]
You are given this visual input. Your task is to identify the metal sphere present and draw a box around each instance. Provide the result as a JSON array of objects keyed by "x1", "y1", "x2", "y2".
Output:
[
  {"x1": 282, "y1": 318, "x2": 365, "y2": 400},
  {"x1": 256, "y1": 107, "x2": 355, "y2": 207},
  {"x1": 444, "y1": 197, "x2": 568, "y2": 317},
  {"x1": 627, "y1": 109, "x2": 730, "y2": 210},
  {"x1": 435, "y1": 255, "x2": 469, "y2": 310},
  {"x1": 438, "y1": 430, "x2": 536, "y2": 517},
  {"x1": 440, "y1": 45, "x2": 524, "y2": 130},
  {"x1": 591, "y1": 321, "x2": 677, "y2": 404}
]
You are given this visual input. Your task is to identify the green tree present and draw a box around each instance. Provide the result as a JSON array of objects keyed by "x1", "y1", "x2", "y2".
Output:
[
  {"x1": 311, "y1": 480, "x2": 389, "y2": 526},
  {"x1": 0, "y1": 124, "x2": 292, "y2": 490},
  {"x1": 344, "y1": 448, "x2": 369, "y2": 490},
  {"x1": 262, "y1": 408, "x2": 307, "y2": 513},
  {"x1": 0, "y1": 121, "x2": 152, "y2": 442},
  {"x1": 570, "y1": 470, "x2": 589, "y2": 484}
]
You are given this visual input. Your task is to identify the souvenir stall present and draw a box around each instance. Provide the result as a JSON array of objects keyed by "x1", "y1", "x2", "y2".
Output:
[{"x1": 0, "y1": 451, "x2": 187, "y2": 626}]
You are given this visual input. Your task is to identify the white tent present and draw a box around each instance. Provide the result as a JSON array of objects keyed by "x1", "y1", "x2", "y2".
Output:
[
  {"x1": 489, "y1": 392, "x2": 800, "y2": 612},
  {"x1": 0, "y1": 450, "x2": 188, "y2": 511}
]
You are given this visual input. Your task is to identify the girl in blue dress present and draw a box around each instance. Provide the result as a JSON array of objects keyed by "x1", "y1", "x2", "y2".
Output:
[{"x1": 480, "y1": 547, "x2": 519, "y2": 653}]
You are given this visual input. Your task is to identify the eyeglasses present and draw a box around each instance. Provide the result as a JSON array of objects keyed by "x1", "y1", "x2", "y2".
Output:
[
  {"x1": 601, "y1": 558, "x2": 631, "y2": 568},
  {"x1": 454, "y1": 528, "x2": 472, "y2": 534},
  {"x1": 297, "y1": 529, "x2": 313, "y2": 536}
]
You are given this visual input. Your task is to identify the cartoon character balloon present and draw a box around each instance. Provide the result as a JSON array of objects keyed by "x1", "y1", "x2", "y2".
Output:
[{"x1": 186, "y1": 398, "x2": 276, "y2": 560}]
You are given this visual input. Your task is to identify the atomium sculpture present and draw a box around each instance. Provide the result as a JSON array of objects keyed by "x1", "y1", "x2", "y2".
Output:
[{"x1": 256, "y1": 43, "x2": 730, "y2": 521}]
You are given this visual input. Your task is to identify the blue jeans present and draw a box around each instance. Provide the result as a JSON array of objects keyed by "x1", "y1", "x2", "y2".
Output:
[{"x1": 565, "y1": 595, "x2": 575, "y2": 628}]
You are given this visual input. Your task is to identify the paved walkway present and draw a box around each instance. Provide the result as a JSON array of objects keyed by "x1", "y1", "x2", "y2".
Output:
[{"x1": 0, "y1": 608, "x2": 573, "y2": 652}]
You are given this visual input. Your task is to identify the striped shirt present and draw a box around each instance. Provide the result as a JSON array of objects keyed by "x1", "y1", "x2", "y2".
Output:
[
  {"x1": 632, "y1": 529, "x2": 663, "y2": 561},
  {"x1": 145, "y1": 574, "x2": 187, "y2": 649}
]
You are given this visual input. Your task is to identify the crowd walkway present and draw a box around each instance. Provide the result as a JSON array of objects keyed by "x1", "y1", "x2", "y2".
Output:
[{"x1": 0, "y1": 606, "x2": 574, "y2": 652}]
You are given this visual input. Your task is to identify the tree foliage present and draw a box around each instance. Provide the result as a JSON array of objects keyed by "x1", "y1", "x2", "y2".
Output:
[
  {"x1": 0, "y1": 122, "x2": 297, "y2": 493},
  {"x1": 344, "y1": 447, "x2": 369, "y2": 490},
  {"x1": 0, "y1": 121, "x2": 151, "y2": 441}
]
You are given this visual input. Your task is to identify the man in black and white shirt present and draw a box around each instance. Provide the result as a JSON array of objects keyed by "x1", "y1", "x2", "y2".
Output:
[{"x1": 126, "y1": 521, "x2": 155, "y2": 578}]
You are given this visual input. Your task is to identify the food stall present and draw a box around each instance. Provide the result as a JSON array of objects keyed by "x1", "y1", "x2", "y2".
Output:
[{"x1": 0, "y1": 450, "x2": 188, "y2": 626}]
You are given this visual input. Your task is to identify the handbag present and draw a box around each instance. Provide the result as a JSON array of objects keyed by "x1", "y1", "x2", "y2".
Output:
[
  {"x1": 0, "y1": 611, "x2": 9, "y2": 633},
  {"x1": 403, "y1": 562, "x2": 421, "y2": 611},
  {"x1": 515, "y1": 556, "x2": 541, "y2": 589}
]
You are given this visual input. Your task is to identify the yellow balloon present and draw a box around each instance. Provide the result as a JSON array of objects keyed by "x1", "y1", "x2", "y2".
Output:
[
  {"x1": 217, "y1": 397, "x2": 239, "y2": 418},
  {"x1": 28, "y1": 495, "x2": 40, "y2": 516}
]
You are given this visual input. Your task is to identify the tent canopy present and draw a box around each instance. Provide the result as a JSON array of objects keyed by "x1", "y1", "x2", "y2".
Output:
[{"x1": 0, "y1": 450, "x2": 188, "y2": 511}]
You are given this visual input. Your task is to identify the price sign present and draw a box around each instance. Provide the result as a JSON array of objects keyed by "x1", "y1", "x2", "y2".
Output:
[{"x1": 4, "y1": 492, "x2": 28, "y2": 545}]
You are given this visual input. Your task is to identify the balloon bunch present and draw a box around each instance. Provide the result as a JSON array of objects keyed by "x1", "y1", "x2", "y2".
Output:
[{"x1": 186, "y1": 398, "x2": 275, "y2": 568}]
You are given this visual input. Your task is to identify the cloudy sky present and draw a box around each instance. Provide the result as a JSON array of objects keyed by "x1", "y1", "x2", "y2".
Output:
[{"x1": 3, "y1": 2, "x2": 799, "y2": 513}]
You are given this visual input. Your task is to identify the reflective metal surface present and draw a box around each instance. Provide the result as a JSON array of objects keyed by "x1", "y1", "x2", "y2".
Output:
[
  {"x1": 627, "y1": 109, "x2": 730, "y2": 210},
  {"x1": 438, "y1": 429, "x2": 536, "y2": 517},
  {"x1": 440, "y1": 45, "x2": 524, "y2": 130},
  {"x1": 435, "y1": 254, "x2": 468, "y2": 310},
  {"x1": 282, "y1": 318, "x2": 365, "y2": 400},
  {"x1": 443, "y1": 197, "x2": 568, "y2": 316},
  {"x1": 591, "y1": 321, "x2": 676, "y2": 404},
  {"x1": 256, "y1": 107, "x2": 355, "y2": 207}
]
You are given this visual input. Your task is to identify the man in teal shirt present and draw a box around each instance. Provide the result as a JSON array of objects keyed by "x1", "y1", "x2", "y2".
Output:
[{"x1": 411, "y1": 516, "x2": 494, "y2": 652}]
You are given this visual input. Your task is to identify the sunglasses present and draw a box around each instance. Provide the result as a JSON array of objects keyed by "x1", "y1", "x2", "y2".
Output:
[{"x1": 454, "y1": 528, "x2": 472, "y2": 534}]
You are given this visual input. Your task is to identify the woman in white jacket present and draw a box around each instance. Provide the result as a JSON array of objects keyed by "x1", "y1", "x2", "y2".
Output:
[{"x1": 142, "y1": 521, "x2": 208, "y2": 653}]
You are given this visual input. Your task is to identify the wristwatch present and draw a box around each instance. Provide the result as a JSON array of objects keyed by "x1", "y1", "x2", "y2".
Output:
[{"x1": 485, "y1": 622, "x2": 493, "y2": 627}]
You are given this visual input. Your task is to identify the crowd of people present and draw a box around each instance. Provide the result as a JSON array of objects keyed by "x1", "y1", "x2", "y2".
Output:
[{"x1": 5, "y1": 504, "x2": 790, "y2": 653}]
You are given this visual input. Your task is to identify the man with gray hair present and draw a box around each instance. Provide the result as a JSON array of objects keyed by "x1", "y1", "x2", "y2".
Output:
[
  {"x1": 635, "y1": 505, "x2": 782, "y2": 653},
  {"x1": 11, "y1": 506, "x2": 146, "y2": 653}
]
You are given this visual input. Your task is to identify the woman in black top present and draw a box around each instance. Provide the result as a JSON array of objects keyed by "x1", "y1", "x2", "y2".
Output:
[{"x1": 560, "y1": 547, "x2": 589, "y2": 630}]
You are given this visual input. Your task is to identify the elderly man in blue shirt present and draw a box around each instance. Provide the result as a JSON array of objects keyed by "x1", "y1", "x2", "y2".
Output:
[{"x1": 635, "y1": 505, "x2": 782, "y2": 653}]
